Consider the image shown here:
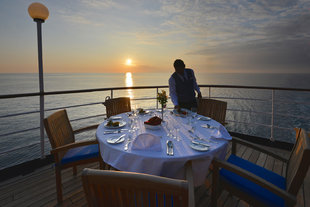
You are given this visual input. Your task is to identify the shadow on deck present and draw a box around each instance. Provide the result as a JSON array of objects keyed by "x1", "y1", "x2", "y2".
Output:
[{"x1": 0, "y1": 139, "x2": 309, "y2": 207}]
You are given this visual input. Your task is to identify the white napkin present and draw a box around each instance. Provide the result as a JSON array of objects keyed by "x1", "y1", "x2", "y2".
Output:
[
  {"x1": 132, "y1": 133, "x2": 162, "y2": 151},
  {"x1": 211, "y1": 125, "x2": 232, "y2": 140}
]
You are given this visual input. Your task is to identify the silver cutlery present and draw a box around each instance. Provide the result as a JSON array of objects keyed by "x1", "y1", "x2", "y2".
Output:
[
  {"x1": 188, "y1": 129, "x2": 196, "y2": 135},
  {"x1": 104, "y1": 129, "x2": 128, "y2": 134},
  {"x1": 124, "y1": 141, "x2": 131, "y2": 151},
  {"x1": 124, "y1": 135, "x2": 133, "y2": 151},
  {"x1": 201, "y1": 124, "x2": 218, "y2": 129},
  {"x1": 166, "y1": 140, "x2": 174, "y2": 156},
  {"x1": 189, "y1": 135, "x2": 218, "y2": 144},
  {"x1": 111, "y1": 134, "x2": 126, "y2": 143},
  {"x1": 191, "y1": 140, "x2": 210, "y2": 147}
]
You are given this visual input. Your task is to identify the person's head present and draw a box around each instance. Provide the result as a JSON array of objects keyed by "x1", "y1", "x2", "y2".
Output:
[{"x1": 173, "y1": 59, "x2": 185, "y2": 74}]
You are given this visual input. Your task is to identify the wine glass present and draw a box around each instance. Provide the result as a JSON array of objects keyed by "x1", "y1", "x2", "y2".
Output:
[
  {"x1": 175, "y1": 125, "x2": 181, "y2": 141},
  {"x1": 163, "y1": 121, "x2": 173, "y2": 139}
]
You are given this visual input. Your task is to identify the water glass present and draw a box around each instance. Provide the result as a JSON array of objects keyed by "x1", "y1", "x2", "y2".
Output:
[
  {"x1": 175, "y1": 127, "x2": 180, "y2": 141},
  {"x1": 164, "y1": 121, "x2": 173, "y2": 138}
]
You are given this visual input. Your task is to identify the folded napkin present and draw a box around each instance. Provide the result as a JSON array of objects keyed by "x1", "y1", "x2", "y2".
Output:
[
  {"x1": 132, "y1": 133, "x2": 162, "y2": 151},
  {"x1": 210, "y1": 125, "x2": 232, "y2": 140}
]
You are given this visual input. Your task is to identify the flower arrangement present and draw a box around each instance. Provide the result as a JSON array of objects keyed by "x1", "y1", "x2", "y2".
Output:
[
  {"x1": 157, "y1": 90, "x2": 168, "y2": 120},
  {"x1": 157, "y1": 90, "x2": 168, "y2": 108}
]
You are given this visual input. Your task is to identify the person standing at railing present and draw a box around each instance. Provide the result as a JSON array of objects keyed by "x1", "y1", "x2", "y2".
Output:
[{"x1": 169, "y1": 59, "x2": 202, "y2": 110}]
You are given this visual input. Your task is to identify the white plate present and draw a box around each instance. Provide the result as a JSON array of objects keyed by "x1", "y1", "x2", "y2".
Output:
[
  {"x1": 198, "y1": 117, "x2": 211, "y2": 121},
  {"x1": 144, "y1": 123, "x2": 161, "y2": 130},
  {"x1": 138, "y1": 110, "x2": 150, "y2": 115},
  {"x1": 190, "y1": 143, "x2": 209, "y2": 151},
  {"x1": 104, "y1": 120, "x2": 126, "y2": 129},
  {"x1": 107, "y1": 135, "x2": 125, "y2": 144}
]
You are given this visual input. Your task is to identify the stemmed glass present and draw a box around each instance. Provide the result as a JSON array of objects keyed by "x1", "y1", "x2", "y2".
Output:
[
  {"x1": 163, "y1": 120, "x2": 173, "y2": 139},
  {"x1": 174, "y1": 125, "x2": 181, "y2": 141},
  {"x1": 125, "y1": 119, "x2": 137, "y2": 151}
]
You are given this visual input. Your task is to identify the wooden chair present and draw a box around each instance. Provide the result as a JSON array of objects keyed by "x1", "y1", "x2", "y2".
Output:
[
  {"x1": 211, "y1": 128, "x2": 310, "y2": 207},
  {"x1": 294, "y1": 127, "x2": 310, "y2": 139},
  {"x1": 103, "y1": 96, "x2": 131, "y2": 118},
  {"x1": 197, "y1": 98, "x2": 227, "y2": 125},
  {"x1": 44, "y1": 109, "x2": 103, "y2": 204},
  {"x1": 82, "y1": 162, "x2": 195, "y2": 207}
]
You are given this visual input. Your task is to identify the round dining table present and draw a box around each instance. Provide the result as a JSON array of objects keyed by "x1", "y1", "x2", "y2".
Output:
[{"x1": 96, "y1": 109, "x2": 231, "y2": 186}]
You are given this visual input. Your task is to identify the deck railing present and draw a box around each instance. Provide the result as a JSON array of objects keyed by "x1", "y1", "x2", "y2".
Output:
[{"x1": 0, "y1": 85, "x2": 309, "y2": 168}]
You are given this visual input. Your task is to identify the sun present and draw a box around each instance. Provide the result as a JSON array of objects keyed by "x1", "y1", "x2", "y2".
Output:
[{"x1": 125, "y1": 58, "x2": 132, "y2": 66}]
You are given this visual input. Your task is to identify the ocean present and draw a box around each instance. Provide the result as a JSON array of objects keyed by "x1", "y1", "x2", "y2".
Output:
[{"x1": 0, "y1": 72, "x2": 310, "y2": 170}]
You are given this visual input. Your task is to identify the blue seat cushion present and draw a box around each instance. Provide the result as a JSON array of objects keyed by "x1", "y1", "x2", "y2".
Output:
[
  {"x1": 60, "y1": 144, "x2": 99, "y2": 165},
  {"x1": 220, "y1": 154, "x2": 286, "y2": 207}
]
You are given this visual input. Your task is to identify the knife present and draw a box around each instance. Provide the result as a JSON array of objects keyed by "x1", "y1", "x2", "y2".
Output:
[
  {"x1": 104, "y1": 129, "x2": 128, "y2": 134},
  {"x1": 192, "y1": 140, "x2": 210, "y2": 147}
]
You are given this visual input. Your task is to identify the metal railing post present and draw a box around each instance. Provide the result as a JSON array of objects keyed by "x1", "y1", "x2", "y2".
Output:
[
  {"x1": 270, "y1": 90, "x2": 275, "y2": 142},
  {"x1": 111, "y1": 89, "x2": 113, "y2": 99},
  {"x1": 209, "y1": 87, "x2": 211, "y2": 98},
  {"x1": 156, "y1": 88, "x2": 159, "y2": 109}
]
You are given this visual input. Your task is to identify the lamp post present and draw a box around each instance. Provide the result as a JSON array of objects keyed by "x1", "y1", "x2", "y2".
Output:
[{"x1": 28, "y1": 2, "x2": 49, "y2": 158}]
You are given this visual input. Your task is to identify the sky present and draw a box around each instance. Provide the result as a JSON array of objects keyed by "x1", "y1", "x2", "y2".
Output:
[{"x1": 0, "y1": 0, "x2": 309, "y2": 74}]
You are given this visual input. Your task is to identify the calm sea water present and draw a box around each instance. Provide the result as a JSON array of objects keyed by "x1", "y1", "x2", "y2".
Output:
[{"x1": 0, "y1": 72, "x2": 309, "y2": 170}]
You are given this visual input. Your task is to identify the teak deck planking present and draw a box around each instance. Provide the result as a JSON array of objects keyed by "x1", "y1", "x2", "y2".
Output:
[{"x1": 0, "y1": 138, "x2": 309, "y2": 207}]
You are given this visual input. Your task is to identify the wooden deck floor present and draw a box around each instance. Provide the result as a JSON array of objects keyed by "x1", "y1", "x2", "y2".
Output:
[{"x1": 0, "y1": 140, "x2": 309, "y2": 207}]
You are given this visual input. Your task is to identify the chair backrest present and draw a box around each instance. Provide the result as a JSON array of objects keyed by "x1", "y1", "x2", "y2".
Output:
[
  {"x1": 44, "y1": 109, "x2": 75, "y2": 150},
  {"x1": 286, "y1": 128, "x2": 310, "y2": 195},
  {"x1": 103, "y1": 97, "x2": 131, "y2": 118},
  {"x1": 294, "y1": 128, "x2": 310, "y2": 139},
  {"x1": 82, "y1": 168, "x2": 189, "y2": 207},
  {"x1": 197, "y1": 98, "x2": 227, "y2": 125}
]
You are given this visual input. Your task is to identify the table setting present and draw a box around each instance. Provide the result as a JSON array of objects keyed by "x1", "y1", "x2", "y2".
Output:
[{"x1": 96, "y1": 105, "x2": 231, "y2": 186}]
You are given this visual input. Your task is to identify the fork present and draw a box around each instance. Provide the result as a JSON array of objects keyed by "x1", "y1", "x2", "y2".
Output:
[{"x1": 189, "y1": 134, "x2": 218, "y2": 144}]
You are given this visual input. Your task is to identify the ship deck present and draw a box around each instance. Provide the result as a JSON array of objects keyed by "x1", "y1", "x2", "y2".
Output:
[{"x1": 0, "y1": 139, "x2": 309, "y2": 207}]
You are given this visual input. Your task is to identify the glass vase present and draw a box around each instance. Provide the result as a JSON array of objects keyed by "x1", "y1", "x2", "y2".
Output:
[{"x1": 161, "y1": 105, "x2": 164, "y2": 121}]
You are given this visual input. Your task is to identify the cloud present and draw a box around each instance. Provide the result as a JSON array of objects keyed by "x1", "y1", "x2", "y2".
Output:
[
  {"x1": 80, "y1": 0, "x2": 123, "y2": 9},
  {"x1": 57, "y1": 8, "x2": 104, "y2": 26},
  {"x1": 157, "y1": 0, "x2": 310, "y2": 72}
]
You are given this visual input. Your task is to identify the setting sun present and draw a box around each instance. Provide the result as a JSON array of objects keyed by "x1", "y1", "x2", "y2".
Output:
[{"x1": 125, "y1": 59, "x2": 132, "y2": 66}]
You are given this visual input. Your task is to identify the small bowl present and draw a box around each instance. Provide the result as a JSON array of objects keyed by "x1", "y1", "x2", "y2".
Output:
[{"x1": 144, "y1": 123, "x2": 161, "y2": 130}]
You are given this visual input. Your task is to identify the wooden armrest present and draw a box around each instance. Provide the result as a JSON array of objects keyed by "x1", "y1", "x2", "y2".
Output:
[
  {"x1": 73, "y1": 124, "x2": 99, "y2": 134},
  {"x1": 212, "y1": 158, "x2": 296, "y2": 206},
  {"x1": 185, "y1": 161, "x2": 195, "y2": 207},
  {"x1": 232, "y1": 137, "x2": 289, "y2": 163},
  {"x1": 51, "y1": 139, "x2": 98, "y2": 154}
]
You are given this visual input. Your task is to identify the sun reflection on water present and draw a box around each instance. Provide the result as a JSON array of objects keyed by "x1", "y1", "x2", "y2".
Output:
[{"x1": 125, "y1": 72, "x2": 133, "y2": 99}]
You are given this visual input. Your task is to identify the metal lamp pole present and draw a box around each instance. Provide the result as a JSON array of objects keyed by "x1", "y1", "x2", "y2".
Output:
[{"x1": 28, "y1": 3, "x2": 49, "y2": 158}]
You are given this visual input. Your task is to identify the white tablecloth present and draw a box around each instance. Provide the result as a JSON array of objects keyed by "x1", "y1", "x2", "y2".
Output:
[{"x1": 96, "y1": 110, "x2": 230, "y2": 186}]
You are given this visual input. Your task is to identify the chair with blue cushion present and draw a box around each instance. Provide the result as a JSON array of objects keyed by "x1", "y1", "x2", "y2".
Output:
[
  {"x1": 211, "y1": 128, "x2": 310, "y2": 207},
  {"x1": 44, "y1": 109, "x2": 103, "y2": 204},
  {"x1": 82, "y1": 161, "x2": 195, "y2": 207}
]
